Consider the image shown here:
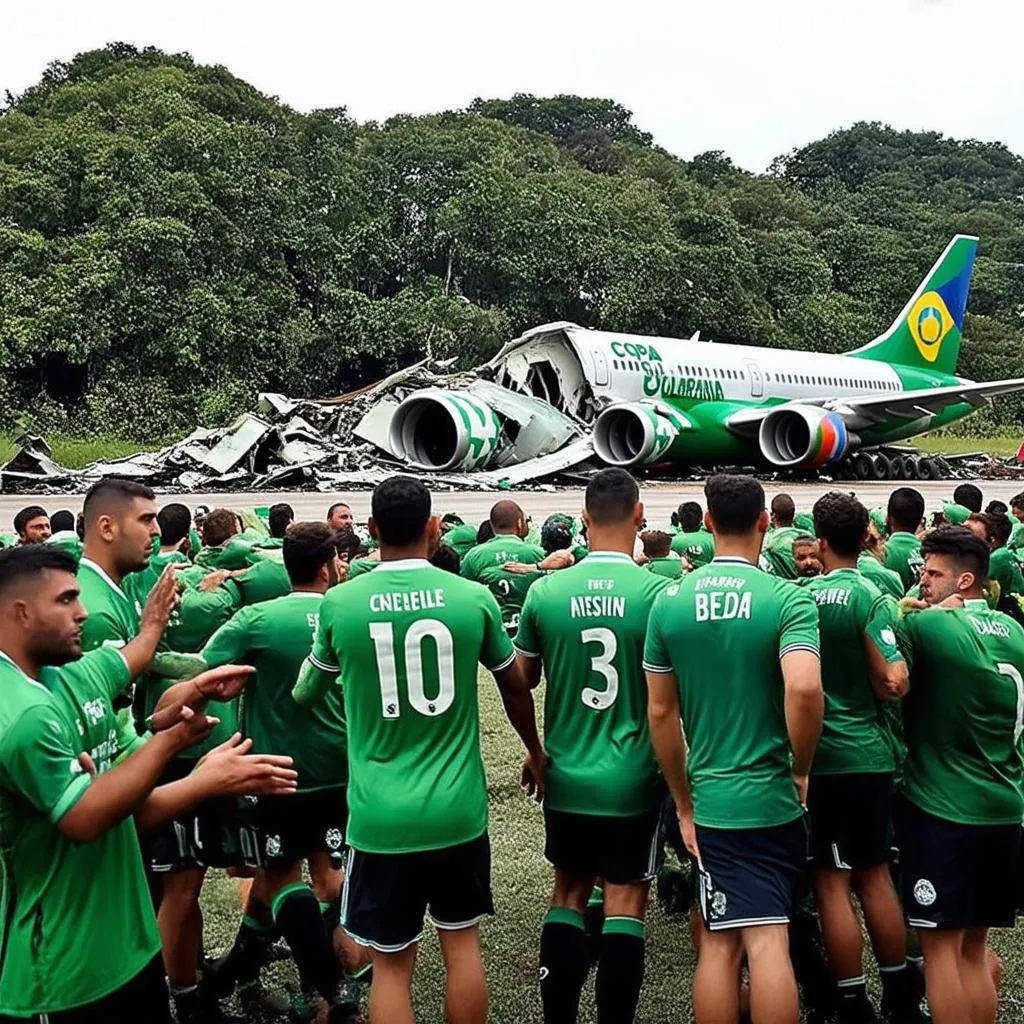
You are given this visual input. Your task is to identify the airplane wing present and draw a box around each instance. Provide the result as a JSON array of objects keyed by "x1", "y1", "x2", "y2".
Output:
[{"x1": 727, "y1": 378, "x2": 1024, "y2": 435}]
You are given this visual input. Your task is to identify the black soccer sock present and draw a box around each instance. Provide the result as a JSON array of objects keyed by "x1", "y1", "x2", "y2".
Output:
[
  {"x1": 879, "y1": 960, "x2": 918, "y2": 1014},
  {"x1": 322, "y1": 894, "x2": 343, "y2": 935},
  {"x1": 273, "y1": 883, "x2": 341, "y2": 1001},
  {"x1": 540, "y1": 907, "x2": 590, "y2": 1024},
  {"x1": 835, "y1": 975, "x2": 874, "y2": 1023},
  {"x1": 595, "y1": 916, "x2": 645, "y2": 1024}
]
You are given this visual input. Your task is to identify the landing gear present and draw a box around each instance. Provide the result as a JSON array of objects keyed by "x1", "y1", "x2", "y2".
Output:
[{"x1": 834, "y1": 451, "x2": 951, "y2": 481}]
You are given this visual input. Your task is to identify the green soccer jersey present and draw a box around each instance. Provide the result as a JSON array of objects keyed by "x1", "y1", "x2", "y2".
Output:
[
  {"x1": 123, "y1": 550, "x2": 188, "y2": 609},
  {"x1": 514, "y1": 552, "x2": 669, "y2": 816},
  {"x1": 203, "y1": 592, "x2": 346, "y2": 790},
  {"x1": 762, "y1": 526, "x2": 803, "y2": 580},
  {"x1": 233, "y1": 559, "x2": 291, "y2": 606},
  {"x1": 442, "y1": 523, "x2": 479, "y2": 558},
  {"x1": 896, "y1": 600, "x2": 1024, "y2": 825},
  {"x1": 47, "y1": 531, "x2": 83, "y2": 564},
  {"x1": 804, "y1": 569, "x2": 902, "y2": 776},
  {"x1": 308, "y1": 559, "x2": 515, "y2": 854},
  {"x1": 883, "y1": 532, "x2": 923, "y2": 592},
  {"x1": 643, "y1": 556, "x2": 820, "y2": 829},
  {"x1": 990, "y1": 545, "x2": 1024, "y2": 599},
  {"x1": 348, "y1": 558, "x2": 378, "y2": 579},
  {"x1": 670, "y1": 530, "x2": 715, "y2": 567},
  {"x1": 460, "y1": 535, "x2": 546, "y2": 632},
  {"x1": 858, "y1": 552, "x2": 905, "y2": 601},
  {"x1": 0, "y1": 648, "x2": 158, "y2": 1016},
  {"x1": 77, "y1": 558, "x2": 143, "y2": 653},
  {"x1": 1009, "y1": 519, "x2": 1024, "y2": 555},
  {"x1": 646, "y1": 556, "x2": 684, "y2": 580}
]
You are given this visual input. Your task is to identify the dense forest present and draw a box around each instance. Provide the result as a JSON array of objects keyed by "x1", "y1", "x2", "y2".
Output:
[{"x1": 1, "y1": 43, "x2": 1023, "y2": 441}]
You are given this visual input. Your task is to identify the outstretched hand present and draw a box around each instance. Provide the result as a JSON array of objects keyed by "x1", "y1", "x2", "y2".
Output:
[{"x1": 195, "y1": 734, "x2": 298, "y2": 796}]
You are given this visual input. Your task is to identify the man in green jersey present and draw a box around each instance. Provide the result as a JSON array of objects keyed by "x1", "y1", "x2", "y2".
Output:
[
  {"x1": 440, "y1": 515, "x2": 479, "y2": 559},
  {"x1": 896, "y1": 527, "x2": 1024, "y2": 1024},
  {"x1": 858, "y1": 548, "x2": 905, "y2": 602},
  {"x1": 669, "y1": 501, "x2": 715, "y2": 568},
  {"x1": 792, "y1": 535, "x2": 823, "y2": 578},
  {"x1": 515, "y1": 469, "x2": 669, "y2": 1024},
  {"x1": 644, "y1": 474, "x2": 823, "y2": 1024},
  {"x1": 965, "y1": 513, "x2": 1024, "y2": 605},
  {"x1": 884, "y1": 488, "x2": 925, "y2": 592},
  {"x1": 268, "y1": 502, "x2": 294, "y2": 540},
  {"x1": 124, "y1": 503, "x2": 193, "y2": 609},
  {"x1": 953, "y1": 483, "x2": 984, "y2": 514},
  {"x1": 0, "y1": 545, "x2": 297, "y2": 1024},
  {"x1": 804, "y1": 493, "x2": 921, "y2": 1023},
  {"x1": 761, "y1": 493, "x2": 803, "y2": 579},
  {"x1": 641, "y1": 529, "x2": 684, "y2": 579},
  {"x1": 294, "y1": 476, "x2": 545, "y2": 1024},
  {"x1": 203, "y1": 523, "x2": 367, "y2": 1017},
  {"x1": 460, "y1": 499, "x2": 545, "y2": 634}
]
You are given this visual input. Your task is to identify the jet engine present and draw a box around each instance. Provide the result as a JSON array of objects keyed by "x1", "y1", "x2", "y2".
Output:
[
  {"x1": 758, "y1": 406, "x2": 856, "y2": 468},
  {"x1": 593, "y1": 403, "x2": 691, "y2": 468},
  {"x1": 389, "y1": 390, "x2": 501, "y2": 471}
]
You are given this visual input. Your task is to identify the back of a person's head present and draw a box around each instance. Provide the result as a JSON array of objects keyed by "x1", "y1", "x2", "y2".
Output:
[
  {"x1": 50, "y1": 510, "x2": 75, "y2": 534},
  {"x1": 677, "y1": 501, "x2": 703, "y2": 534},
  {"x1": 953, "y1": 483, "x2": 984, "y2": 514},
  {"x1": 0, "y1": 544, "x2": 78, "y2": 600},
  {"x1": 987, "y1": 500, "x2": 1009, "y2": 517},
  {"x1": 201, "y1": 508, "x2": 241, "y2": 548},
  {"x1": 430, "y1": 544, "x2": 461, "y2": 574},
  {"x1": 83, "y1": 478, "x2": 155, "y2": 528},
  {"x1": 1012, "y1": 492, "x2": 1024, "y2": 514},
  {"x1": 585, "y1": 468, "x2": 640, "y2": 526},
  {"x1": 887, "y1": 487, "x2": 925, "y2": 533},
  {"x1": 269, "y1": 503, "x2": 295, "y2": 539},
  {"x1": 371, "y1": 476, "x2": 432, "y2": 547},
  {"x1": 770, "y1": 493, "x2": 796, "y2": 526},
  {"x1": 812, "y1": 492, "x2": 868, "y2": 558},
  {"x1": 476, "y1": 520, "x2": 495, "y2": 544},
  {"x1": 641, "y1": 530, "x2": 672, "y2": 559},
  {"x1": 13, "y1": 505, "x2": 48, "y2": 536},
  {"x1": 921, "y1": 525, "x2": 990, "y2": 583},
  {"x1": 489, "y1": 500, "x2": 523, "y2": 532},
  {"x1": 705, "y1": 474, "x2": 765, "y2": 536},
  {"x1": 333, "y1": 527, "x2": 362, "y2": 562},
  {"x1": 283, "y1": 522, "x2": 338, "y2": 585},
  {"x1": 541, "y1": 514, "x2": 574, "y2": 554},
  {"x1": 986, "y1": 512, "x2": 1012, "y2": 548},
  {"x1": 157, "y1": 503, "x2": 192, "y2": 548}
]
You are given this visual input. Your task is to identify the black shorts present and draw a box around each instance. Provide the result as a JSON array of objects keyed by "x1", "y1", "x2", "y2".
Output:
[
  {"x1": 807, "y1": 772, "x2": 893, "y2": 870},
  {"x1": 544, "y1": 807, "x2": 662, "y2": 885},
  {"x1": 341, "y1": 833, "x2": 494, "y2": 953},
  {"x1": 696, "y1": 817, "x2": 807, "y2": 931},
  {"x1": 146, "y1": 759, "x2": 261, "y2": 872},
  {"x1": 256, "y1": 787, "x2": 348, "y2": 867},
  {"x1": 0, "y1": 955, "x2": 172, "y2": 1024},
  {"x1": 896, "y1": 796, "x2": 1021, "y2": 931}
]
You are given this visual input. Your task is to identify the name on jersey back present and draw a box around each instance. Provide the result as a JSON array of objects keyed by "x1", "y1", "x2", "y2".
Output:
[
  {"x1": 693, "y1": 574, "x2": 751, "y2": 622},
  {"x1": 369, "y1": 589, "x2": 446, "y2": 613}
]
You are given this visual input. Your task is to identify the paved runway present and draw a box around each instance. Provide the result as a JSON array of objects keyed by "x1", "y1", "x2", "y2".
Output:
[{"x1": 1, "y1": 479, "x2": 1021, "y2": 528}]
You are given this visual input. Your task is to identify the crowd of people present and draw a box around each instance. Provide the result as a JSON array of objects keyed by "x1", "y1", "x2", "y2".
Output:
[{"x1": 0, "y1": 475, "x2": 1023, "y2": 1024}]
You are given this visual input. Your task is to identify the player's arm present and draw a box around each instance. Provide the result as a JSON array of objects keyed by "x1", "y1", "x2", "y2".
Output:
[
  {"x1": 645, "y1": 669, "x2": 691, "y2": 816},
  {"x1": 779, "y1": 591, "x2": 823, "y2": 797},
  {"x1": 512, "y1": 588, "x2": 543, "y2": 690},
  {"x1": 863, "y1": 596, "x2": 908, "y2": 701},
  {"x1": 293, "y1": 603, "x2": 339, "y2": 706},
  {"x1": 150, "y1": 665, "x2": 256, "y2": 728},
  {"x1": 119, "y1": 564, "x2": 181, "y2": 678}
]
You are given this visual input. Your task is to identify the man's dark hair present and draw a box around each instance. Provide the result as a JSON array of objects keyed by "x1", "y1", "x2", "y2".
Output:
[
  {"x1": 441, "y1": 512, "x2": 464, "y2": 527},
  {"x1": 705, "y1": 475, "x2": 765, "y2": 536},
  {"x1": 770, "y1": 493, "x2": 796, "y2": 526},
  {"x1": 676, "y1": 501, "x2": 703, "y2": 534},
  {"x1": 1011, "y1": 492, "x2": 1024, "y2": 513},
  {"x1": 812, "y1": 492, "x2": 868, "y2": 558},
  {"x1": 477, "y1": 520, "x2": 495, "y2": 544},
  {"x1": 430, "y1": 544, "x2": 461, "y2": 574},
  {"x1": 283, "y1": 523, "x2": 339, "y2": 585},
  {"x1": 953, "y1": 483, "x2": 984, "y2": 513},
  {"x1": 0, "y1": 545, "x2": 78, "y2": 599},
  {"x1": 201, "y1": 508, "x2": 240, "y2": 548},
  {"x1": 966, "y1": 513, "x2": 994, "y2": 545},
  {"x1": 585, "y1": 469, "x2": 640, "y2": 527},
  {"x1": 540, "y1": 514, "x2": 574, "y2": 554},
  {"x1": 986, "y1": 513, "x2": 1012, "y2": 548},
  {"x1": 50, "y1": 510, "x2": 75, "y2": 534},
  {"x1": 75, "y1": 513, "x2": 85, "y2": 540},
  {"x1": 887, "y1": 487, "x2": 925, "y2": 534},
  {"x1": 157, "y1": 503, "x2": 192, "y2": 547},
  {"x1": 327, "y1": 502, "x2": 351, "y2": 520},
  {"x1": 13, "y1": 506, "x2": 48, "y2": 535},
  {"x1": 82, "y1": 478, "x2": 155, "y2": 526},
  {"x1": 921, "y1": 525, "x2": 990, "y2": 584},
  {"x1": 371, "y1": 477, "x2": 432, "y2": 547},
  {"x1": 490, "y1": 500, "x2": 524, "y2": 532},
  {"x1": 987, "y1": 500, "x2": 1009, "y2": 517},
  {"x1": 334, "y1": 527, "x2": 362, "y2": 561},
  {"x1": 641, "y1": 530, "x2": 672, "y2": 558},
  {"x1": 268, "y1": 503, "x2": 294, "y2": 539}
]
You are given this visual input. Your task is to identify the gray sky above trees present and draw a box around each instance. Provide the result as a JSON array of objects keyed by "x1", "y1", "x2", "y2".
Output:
[{"x1": 5, "y1": 0, "x2": 1022, "y2": 170}]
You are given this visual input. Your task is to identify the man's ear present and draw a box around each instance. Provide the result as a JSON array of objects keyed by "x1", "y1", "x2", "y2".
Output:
[
  {"x1": 757, "y1": 509, "x2": 770, "y2": 535},
  {"x1": 368, "y1": 517, "x2": 380, "y2": 542}
]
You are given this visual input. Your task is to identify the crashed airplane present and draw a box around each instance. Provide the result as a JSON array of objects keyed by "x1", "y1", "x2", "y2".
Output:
[{"x1": 375, "y1": 234, "x2": 1024, "y2": 482}]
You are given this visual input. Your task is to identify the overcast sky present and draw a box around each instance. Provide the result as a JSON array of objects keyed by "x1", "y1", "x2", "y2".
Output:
[{"x1": 5, "y1": 0, "x2": 1022, "y2": 171}]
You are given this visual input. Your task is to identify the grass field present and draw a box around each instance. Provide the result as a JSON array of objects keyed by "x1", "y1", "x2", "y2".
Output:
[
  {"x1": 0, "y1": 434, "x2": 154, "y2": 469},
  {"x1": 914, "y1": 433, "x2": 1021, "y2": 457},
  {"x1": 200, "y1": 677, "x2": 1024, "y2": 1023}
]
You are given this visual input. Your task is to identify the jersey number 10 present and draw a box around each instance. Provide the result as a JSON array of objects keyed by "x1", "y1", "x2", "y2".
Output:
[{"x1": 370, "y1": 620, "x2": 456, "y2": 720}]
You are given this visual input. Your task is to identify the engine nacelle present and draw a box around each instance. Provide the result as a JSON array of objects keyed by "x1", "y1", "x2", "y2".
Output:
[
  {"x1": 389, "y1": 390, "x2": 501, "y2": 471},
  {"x1": 758, "y1": 405, "x2": 855, "y2": 468},
  {"x1": 593, "y1": 402, "x2": 691, "y2": 467}
]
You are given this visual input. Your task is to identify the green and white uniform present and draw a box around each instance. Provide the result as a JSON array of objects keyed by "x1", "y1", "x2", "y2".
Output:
[
  {"x1": 348, "y1": 558, "x2": 378, "y2": 579},
  {"x1": 883, "y1": 532, "x2": 923, "y2": 592},
  {"x1": 460, "y1": 534, "x2": 546, "y2": 633},
  {"x1": 442, "y1": 523, "x2": 479, "y2": 558},
  {"x1": 989, "y1": 545, "x2": 1024, "y2": 599},
  {"x1": 670, "y1": 530, "x2": 715, "y2": 568},
  {"x1": 858, "y1": 552, "x2": 905, "y2": 601},
  {"x1": 646, "y1": 556, "x2": 684, "y2": 580}
]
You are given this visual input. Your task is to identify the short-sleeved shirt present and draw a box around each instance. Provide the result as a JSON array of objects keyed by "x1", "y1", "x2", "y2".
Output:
[
  {"x1": 883, "y1": 532, "x2": 923, "y2": 592},
  {"x1": 646, "y1": 556, "x2": 684, "y2": 580},
  {"x1": 515, "y1": 552, "x2": 669, "y2": 817},
  {"x1": 670, "y1": 530, "x2": 715, "y2": 567},
  {"x1": 46, "y1": 531, "x2": 83, "y2": 565},
  {"x1": 857, "y1": 552, "x2": 905, "y2": 601},
  {"x1": 460, "y1": 535, "x2": 546, "y2": 632},
  {"x1": 896, "y1": 600, "x2": 1024, "y2": 825},
  {"x1": 233, "y1": 559, "x2": 291, "y2": 606},
  {"x1": 804, "y1": 568, "x2": 902, "y2": 776},
  {"x1": 643, "y1": 556, "x2": 820, "y2": 829},
  {"x1": 442, "y1": 524, "x2": 479, "y2": 558},
  {"x1": 0, "y1": 648, "x2": 158, "y2": 1016},
  {"x1": 308, "y1": 559, "x2": 514, "y2": 854},
  {"x1": 347, "y1": 558, "x2": 378, "y2": 580},
  {"x1": 762, "y1": 526, "x2": 803, "y2": 579},
  {"x1": 123, "y1": 550, "x2": 188, "y2": 610},
  {"x1": 990, "y1": 545, "x2": 1024, "y2": 599},
  {"x1": 202, "y1": 592, "x2": 346, "y2": 790}
]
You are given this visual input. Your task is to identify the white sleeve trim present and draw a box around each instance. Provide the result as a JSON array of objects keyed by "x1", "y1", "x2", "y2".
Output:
[
  {"x1": 512, "y1": 644, "x2": 540, "y2": 658},
  {"x1": 643, "y1": 661, "x2": 674, "y2": 674},
  {"x1": 780, "y1": 643, "x2": 820, "y2": 659},
  {"x1": 487, "y1": 651, "x2": 517, "y2": 672},
  {"x1": 307, "y1": 652, "x2": 341, "y2": 675}
]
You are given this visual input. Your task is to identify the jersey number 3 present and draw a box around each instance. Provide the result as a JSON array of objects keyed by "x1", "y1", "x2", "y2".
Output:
[
  {"x1": 370, "y1": 620, "x2": 455, "y2": 720},
  {"x1": 581, "y1": 627, "x2": 618, "y2": 710}
]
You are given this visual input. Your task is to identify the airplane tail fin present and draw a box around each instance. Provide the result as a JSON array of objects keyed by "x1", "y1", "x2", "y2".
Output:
[{"x1": 848, "y1": 234, "x2": 978, "y2": 376}]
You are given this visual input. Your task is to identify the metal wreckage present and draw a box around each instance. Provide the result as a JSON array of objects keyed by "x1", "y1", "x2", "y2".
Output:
[{"x1": 1, "y1": 321, "x2": 1022, "y2": 494}]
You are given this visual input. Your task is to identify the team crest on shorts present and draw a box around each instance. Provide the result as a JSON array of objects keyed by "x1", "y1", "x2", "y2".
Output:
[
  {"x1": 326, "y1": 828, "x2": 343, "y2": 850},
  {"x1": 913, "y1": 878, "x2": 937, "y2": 906},
  {"x1": 710, "y1": 890, "x2": 727, "y2": 918},
  {"x1": 265, "y1": 834, "x2": 282, "y2": 858}
]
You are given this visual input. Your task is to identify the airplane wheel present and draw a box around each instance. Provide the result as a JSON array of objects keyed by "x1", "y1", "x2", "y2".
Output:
[
  {"x1": 890, "y1": 457, "x2": 907, "y2": 481},
  {"x1": 853, "y1": 452, "x2": 872, "y2": 480},
  {"x1": 870, "y1": 454, "x2": 891, "y2": 480},
  {"x1": 917, "y1": 458, "x2": 936, "y2": 480},
  {"x1": 904, "y1": 457, "x2": 921, "y2": 480}
]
